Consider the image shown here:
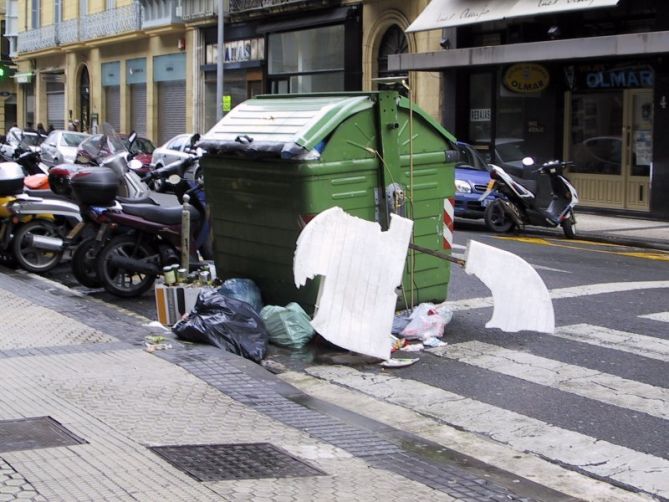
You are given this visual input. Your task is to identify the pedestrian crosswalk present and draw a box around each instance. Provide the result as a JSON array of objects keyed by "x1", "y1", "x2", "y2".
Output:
[
  {"x1": 305, "y1": 318, "x2": 669, "y2": 499},
  {"x1": 640, "y1": 311, "x2": 669, "y2": 323},
  {"x1": 429, "y1": 340, "x2": 669, "y2": 420}
]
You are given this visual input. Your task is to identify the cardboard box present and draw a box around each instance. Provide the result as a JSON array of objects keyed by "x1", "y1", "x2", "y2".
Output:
[{"x1": 154, "y1": 283, "x2": 212, "y2": 325}]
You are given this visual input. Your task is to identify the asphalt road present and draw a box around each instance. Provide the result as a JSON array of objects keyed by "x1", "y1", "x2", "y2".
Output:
[{"x1": 41, "y1": 216, "x2": 669, "y2": 498}]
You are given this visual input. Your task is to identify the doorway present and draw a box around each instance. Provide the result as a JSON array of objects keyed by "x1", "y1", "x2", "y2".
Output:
[
  {"x1": 79, "y1": 66, "x2": 90, "y2": 132},
  {"x1": 568, "y1": 89, "x2": 652, "y2": 211}
]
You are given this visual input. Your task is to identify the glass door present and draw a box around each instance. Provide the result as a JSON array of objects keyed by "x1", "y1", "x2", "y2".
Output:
[
  {"x1": 567, "y1": 89, "x2": 652, "y2": 211},
  {"x1": 624, "y1": 89, "x2": 652, "y2": 210}
]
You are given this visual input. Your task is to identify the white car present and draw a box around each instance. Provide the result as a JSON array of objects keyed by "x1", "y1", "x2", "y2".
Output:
[
  {"x1": 151, "y1": 133, "x2": 198, "y2": 169},
  {"x1": 40, "y1": 130, "x2": 89, "y2": 167}
]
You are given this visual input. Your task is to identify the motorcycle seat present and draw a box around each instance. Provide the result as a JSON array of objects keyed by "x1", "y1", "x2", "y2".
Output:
[
  {"x1": 511, "y1": 176, "x2": 537, "y2": 194},
  {"x1": 120, "y1": 203, "x2": 201, "y2": 225},
  {"x1": 24, "y1": 189, "x2": 72, "y2": 202}
]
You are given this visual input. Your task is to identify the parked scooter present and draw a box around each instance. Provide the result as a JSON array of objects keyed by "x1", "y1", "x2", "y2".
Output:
[
  {"x1": 0, "y1": 161, "x2": 82, "y2": 272},
  {"x1": 482, "y1": 157, "x2": 579, "y2": 239},
  {"x1": 71, "y1": 146, "x2": 208, "y2": 297}
]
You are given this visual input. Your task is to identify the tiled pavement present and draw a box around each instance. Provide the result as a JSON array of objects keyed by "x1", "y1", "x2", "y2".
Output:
[{"x1": 0, "y1": 269, "x2": 542, "y2": 501}]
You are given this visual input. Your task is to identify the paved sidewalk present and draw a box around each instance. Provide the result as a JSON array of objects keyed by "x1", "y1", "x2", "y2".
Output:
[
  {"x1": 0, "y1": 270, "x2": 549, "y2": 502},
  {"x1": 571, "y1": 212, "x2": 669, "y2": 249}
]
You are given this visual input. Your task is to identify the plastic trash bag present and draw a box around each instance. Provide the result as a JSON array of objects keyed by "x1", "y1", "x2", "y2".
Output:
[
  {"x1": 173, "y1": 290, "x2": 268, "y2": 363},
  {"x1": 400, "y1": 303, "x2": 453, "y2": 341},
  {"x1": 218, "y1": 278, "x2": 264, "y2": 313},
  {"x1": 260, "y1": 303, "x2": 315, "y2": 349}
]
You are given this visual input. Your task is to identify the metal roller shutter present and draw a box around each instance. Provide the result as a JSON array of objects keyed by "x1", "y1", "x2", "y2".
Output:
[
  {"x1": 46, "y1": 83, "x2": 65, "y2": 130},
  {"x1": 157, "y1": 80, "x2": 185, "y2": 145},
  {"x1": 105, "y1": 86, "x2": 121, "y2": 133},
  {"x1": 130, "y1": 84, "x2": 147, "y2": 136}
]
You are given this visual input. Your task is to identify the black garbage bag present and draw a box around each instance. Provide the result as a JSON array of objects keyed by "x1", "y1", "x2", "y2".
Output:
[{"x1": 172, "y1": 290, "x2": 269, "y2": 363}]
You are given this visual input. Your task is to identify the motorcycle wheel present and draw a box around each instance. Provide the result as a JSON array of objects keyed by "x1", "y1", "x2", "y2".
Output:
[
  {"x1": 562, "y1": 212, "x2": 577, "y2": 239},
  {"x1": 96, "y1": 234, "x2": 157, "y2": 298},
  {"x1": 12, "y1": 220, "x2": 64, "y2": 273},
  {"x1": 71, "y1": 238, "x2": 103, "y2": 288},
  {"x1": 484, "y1": 200, "x2": 514, "y2": 233}
]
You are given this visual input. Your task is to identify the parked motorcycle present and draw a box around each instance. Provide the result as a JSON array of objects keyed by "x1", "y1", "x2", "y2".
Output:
[
  {"x1": 73, "y1": 140, "x2": 208, "y2": 298},
  {"x1": 482, "y1": 158, "x2": 579, "y2": 239},
  {"x1": 0, "y1": 161, "x2": 82, "y2": 272}
]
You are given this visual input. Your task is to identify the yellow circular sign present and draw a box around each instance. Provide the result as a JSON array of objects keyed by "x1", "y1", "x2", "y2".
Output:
[{"x1": 503, "y1": 64, "x2": 550, "y2": 93}]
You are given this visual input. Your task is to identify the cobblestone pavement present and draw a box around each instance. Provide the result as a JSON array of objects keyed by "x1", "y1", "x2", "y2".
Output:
[{"x1": 0, "y1": 269, "x2": 539, "y2": 501}]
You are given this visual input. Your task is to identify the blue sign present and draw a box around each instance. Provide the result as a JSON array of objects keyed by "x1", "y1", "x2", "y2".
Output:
[{"x1": 573, "y1": 64, "x2": 655, "y2": 90}]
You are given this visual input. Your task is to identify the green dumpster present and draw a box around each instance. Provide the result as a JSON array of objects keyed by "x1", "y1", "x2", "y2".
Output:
[{"x1": 199, "y1": 90, "x2": 457, "y2": 312}]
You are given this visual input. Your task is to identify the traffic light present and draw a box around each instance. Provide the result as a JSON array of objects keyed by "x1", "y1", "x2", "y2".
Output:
[{"x1": 0, "y1": 64, "x2": 11, "y2": 80}]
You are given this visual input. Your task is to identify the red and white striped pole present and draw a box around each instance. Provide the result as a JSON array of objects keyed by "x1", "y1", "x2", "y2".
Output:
[{"x1": 443, "y1": 197, "x2": 455, "y2": 250}]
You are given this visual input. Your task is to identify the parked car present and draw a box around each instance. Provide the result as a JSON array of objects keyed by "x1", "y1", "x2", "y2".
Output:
[
  {"x1": 40, "y1": 130, "x2": 89, "y2": 167},
  {"x1": 151, "y1": 133, "x2": 198, "y2": 168},
  {"x1": 123, "y1": 134, "x2": 155, "y2": 170},
  {"x1": 454, "y1": 142, "x2": 497, "y2": 220}
]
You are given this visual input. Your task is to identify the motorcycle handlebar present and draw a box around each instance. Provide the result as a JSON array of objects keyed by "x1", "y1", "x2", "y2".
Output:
[{"x1": 143, "y1": 156, "x2": 195, "y2": 182}]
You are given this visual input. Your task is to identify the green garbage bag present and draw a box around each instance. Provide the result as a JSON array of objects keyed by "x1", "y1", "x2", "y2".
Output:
[{"x1": 260, "y1": 303, "x2": 315, "y2": 349}]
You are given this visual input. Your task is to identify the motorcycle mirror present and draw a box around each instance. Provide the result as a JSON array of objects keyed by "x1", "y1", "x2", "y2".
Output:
[
  {"x1": 189, "y1": 133, "x2": 201, "y2": 149},
  {"x1": 522, "y1": 157, "x2": 535, "y2": 167},
  {"x1": 167, "y1": 174, "x2": 181, "y2": 185},
  {"x1": 128, "y1": 131, "x2": 137, "y2": 145},
  {"x1": 128, "y1": 158, "x2": 143, "y2": 171}
]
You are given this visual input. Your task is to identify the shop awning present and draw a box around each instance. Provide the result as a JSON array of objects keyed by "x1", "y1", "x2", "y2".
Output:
[{"x1": 406, "y1": 0, "x2": 619, "y2": 33}]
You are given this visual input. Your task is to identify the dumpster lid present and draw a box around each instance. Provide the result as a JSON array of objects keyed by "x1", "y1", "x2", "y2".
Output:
[{"x1": 199, "y1": 94, "x2": 374, "y2": 160}]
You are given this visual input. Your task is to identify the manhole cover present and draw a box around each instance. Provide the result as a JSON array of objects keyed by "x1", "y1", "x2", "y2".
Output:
[
  {"x1": 150, "y1": 443, "x2": 326, "y2": 481},
  {"x1": 0, "y1": 416, "x2": 86, "y2": 453}
]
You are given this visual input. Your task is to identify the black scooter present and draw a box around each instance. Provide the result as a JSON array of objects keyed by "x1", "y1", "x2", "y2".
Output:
[{"x1": 482, "y1": 158, "x2": 579, "y2": 239}]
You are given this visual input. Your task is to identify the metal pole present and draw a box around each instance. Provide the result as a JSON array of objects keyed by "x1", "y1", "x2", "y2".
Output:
[{"x1": 216, "y1": 0, "x2": 225, "y2": 121}]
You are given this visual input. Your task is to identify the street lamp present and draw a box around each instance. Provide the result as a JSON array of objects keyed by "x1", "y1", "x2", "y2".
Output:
[{"x1": 216, "y1": 0, "x2": 227, "y2": 121}]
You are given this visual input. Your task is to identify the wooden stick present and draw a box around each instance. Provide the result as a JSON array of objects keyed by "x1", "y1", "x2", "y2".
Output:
[{"x1": 408, "y1": 242, "x2": 466, "y2": 267}]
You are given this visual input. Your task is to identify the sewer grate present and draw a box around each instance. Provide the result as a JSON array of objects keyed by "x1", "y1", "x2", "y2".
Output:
[
  {"x1": 150, "y1": 443, "x2": 326, "y2": 481},
  {"x1": 0, "y1": 416, "x2": 86, "y2": 453}
]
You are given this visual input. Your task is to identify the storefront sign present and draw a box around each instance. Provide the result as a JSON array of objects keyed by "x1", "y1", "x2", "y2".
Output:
[
  {"x1": 225, "y1": 37, "x2": 265, "y2": 64},
  {"x1": 470, "y1": 108, "x2": 491, "y2": 121},
  {"x1": 573, "y1": 64, "x2": 654, "y2": 90},
  {"x1": 503, "y1": 64, "x2": 550, "y2": 93}
]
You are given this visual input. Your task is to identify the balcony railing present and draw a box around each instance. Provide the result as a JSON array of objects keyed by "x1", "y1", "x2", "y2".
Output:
[
  {"x1": 57, "y1": 18, "x2": 79, "y2": 45},
  {"x1": 180, "y1": 0, "x2": 218, "y2": 21},
  {"x1": 81, "y1": 3, "x2": 141, "y2": 40},
  {"x1": 141, "y1": 0, "x2": 182, "y2": 29},
  {"x1": 17, "y1": 25, "x2": 56, "y2": 53},
  {"x1": 229, "y1": 0, "x2": 320, "y2": 13}
]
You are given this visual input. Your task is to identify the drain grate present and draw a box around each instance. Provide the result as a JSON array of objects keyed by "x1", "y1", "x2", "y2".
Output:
[
  {"x1": 0, "y1": 416, "x2": 86, "y2": 453},
  {"x1": 150, "y1": 443, "x2": 326, "y2": 481}
]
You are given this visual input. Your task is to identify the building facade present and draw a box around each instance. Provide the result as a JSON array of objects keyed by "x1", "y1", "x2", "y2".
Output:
[
  {"x1": 4, "y1": 0, "x2": 441, "y2": 144},
  {"x1": 392, "y1": 0, "x2": 669, "y2": 218}
]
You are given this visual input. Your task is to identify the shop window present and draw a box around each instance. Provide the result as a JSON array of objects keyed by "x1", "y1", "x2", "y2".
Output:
[
  {"x1": 268, "y1": 25, "x2": 345, "y2": 93},
  {"x1": 468, "y1": 73, "x2": 492, "y2": 142}
]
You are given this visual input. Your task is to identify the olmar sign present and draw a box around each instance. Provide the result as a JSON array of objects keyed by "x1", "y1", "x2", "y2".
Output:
[
  {"x1": 569, "y1": 64, "x2": 655, "y2": 90},
  {"x1": 503, "y1": 64, "x2": 550, "y2": 93}
]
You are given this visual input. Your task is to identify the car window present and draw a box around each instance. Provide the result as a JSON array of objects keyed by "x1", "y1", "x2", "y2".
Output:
[
  {"x1": 21, "y1": 134, "x2": 42, "y2": 146},
  {"x1": 168, "y1": 135, "x2": 187, "y2": 151},
  {"x1": 59, "y1": 133, "x2": 87, "y2": 147},
  {"x1": 126, "y1": 137, "x2": 155, "y2": 155},
  {"x1": 456, "y1": 143, "x2": 487, "y2": 170}
]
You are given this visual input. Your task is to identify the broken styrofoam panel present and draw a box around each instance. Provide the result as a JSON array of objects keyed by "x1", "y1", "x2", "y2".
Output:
[
  {"x1": 464, "y1": 240, "x2": 554, "y2": 334},
  {"x1": 294, "y1": 207, "x2": 413, "y2": 360}
]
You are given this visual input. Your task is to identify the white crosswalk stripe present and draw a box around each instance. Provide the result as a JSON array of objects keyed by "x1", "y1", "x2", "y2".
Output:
[
  {"x1": 640, "y1": 312, "x2": 669, "y2": 323},
  {"x1": 428, "y1": 341, "x2": 669, "y2": 419},
  {"x1": 306, "y1": 365, "x2": 669, "y2": 499},
  {"x1": 552, "y1": 323, "x2": 669, "y2": 362}
]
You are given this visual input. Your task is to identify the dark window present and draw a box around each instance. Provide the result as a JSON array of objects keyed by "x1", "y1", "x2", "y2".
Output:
[{"x1": 377, "y1": 25, "x2": 408, "y2": 79}]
